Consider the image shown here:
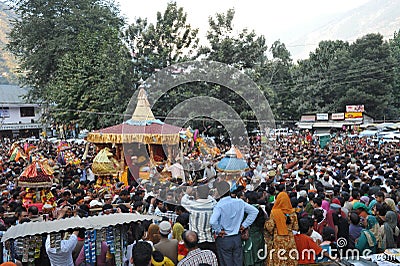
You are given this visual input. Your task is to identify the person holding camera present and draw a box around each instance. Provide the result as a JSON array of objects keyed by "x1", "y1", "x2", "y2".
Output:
[{"x1": 45, "y1": 230, "x2": 79, "y2": 266}]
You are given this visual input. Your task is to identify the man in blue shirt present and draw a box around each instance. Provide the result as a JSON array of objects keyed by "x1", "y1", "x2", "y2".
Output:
[
  {"x1": 210, "y1": 180, "x2": 258, "y2": 266},
  {"x1": 78, "y1": 163, "x2": 87, "y2": 182}
]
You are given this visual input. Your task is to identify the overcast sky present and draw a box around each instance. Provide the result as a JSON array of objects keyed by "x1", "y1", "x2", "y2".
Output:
[{"x1": 116, "y1": 0, "x2": 370, "y2": 59}]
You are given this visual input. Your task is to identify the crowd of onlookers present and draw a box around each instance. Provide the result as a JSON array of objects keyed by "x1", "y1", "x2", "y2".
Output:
[{"x1": 0, "y1": 131, "x2": 400, "y2": 265}]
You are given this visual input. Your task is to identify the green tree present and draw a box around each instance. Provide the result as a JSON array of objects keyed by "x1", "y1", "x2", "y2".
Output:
[
  {"x1": 47, "y1": 28, "x2": 133, "y2": 129},
  {"x1": 335, "y1": 34, "x2": 395, "y2": 120},
  {"x1": 290, "y1": 40, "x2": 349, "y2": 118},
  {"x1": 124, "y1": 2, "x2": 199, "y2": 83},
  {"x1": 123, "y1": 2, "x2": 199, "y2": 128},
  {"x1": 7, "y1": 0, "x2": 131, "y2": 129},
  {"x1": 199, "y1": 9, "x2": 267, "y2": 70},
  {"x1": 389, "y1": 29, "x2": 400, "y2": 119},
  {"x1": 263, "y1": 40, "x2": 294, "y2": 122},
  {"x1": 197, "y1": 9, "x2": 271, "y2": 131},
  {"x1": 289, "y1": 35, "x2": 395, "y2": 120}
]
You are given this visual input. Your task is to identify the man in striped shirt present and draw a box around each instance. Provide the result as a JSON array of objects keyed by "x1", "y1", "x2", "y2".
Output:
[
  {"x1": 177, "y1": 230, "x2": 218, "y2": 266},
  {"x1": 181, "y1": 185, "x2": 217, "y2": 254}
]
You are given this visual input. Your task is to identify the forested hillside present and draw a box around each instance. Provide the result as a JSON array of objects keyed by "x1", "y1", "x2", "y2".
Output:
[{"x1": 0, "y1": 2, "x2": 17, "y2": 84}]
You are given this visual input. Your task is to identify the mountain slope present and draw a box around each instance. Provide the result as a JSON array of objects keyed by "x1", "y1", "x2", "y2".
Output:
[
  {"x1": 0, "y1": 2, "x2": 18, "y2": 84},
  {"x1": 289, "y1": 0, "x2": 400, "y2": 60}
]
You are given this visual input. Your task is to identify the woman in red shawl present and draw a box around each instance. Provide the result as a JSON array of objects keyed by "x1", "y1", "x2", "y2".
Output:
[
  {"x1": 326, "y1": 198, "x2": 347, "y2": 239},
  {"x1": 265, "y1": 192, "x2": 298, "y2": 266}
]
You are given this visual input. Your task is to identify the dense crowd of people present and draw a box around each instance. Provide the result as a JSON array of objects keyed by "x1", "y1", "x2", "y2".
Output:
[{"x1": 0, "y1": 131, "x2": 400, "y2": 266}]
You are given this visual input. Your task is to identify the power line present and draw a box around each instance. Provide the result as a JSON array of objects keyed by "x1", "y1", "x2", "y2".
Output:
[
  {"x1": 41, "y1": 63, "x2": 396, "y2": 110},
  {"x1": 267, "y1": 60, "x2": 397, "y2": 90},
  {"x1": 45, "y1": 62, "x2": 397, "y2": 120},
  {"x1": 285, "y1": 34, "x2": 396, "y2": 48},
  {"x1": 48, "y1": 107, "x2": 125, "y2": 117}
]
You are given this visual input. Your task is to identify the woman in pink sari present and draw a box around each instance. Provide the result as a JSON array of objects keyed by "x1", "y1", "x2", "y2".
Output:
[{"x1": 321, "y1": 200, "x2": 330, "y2": 214}]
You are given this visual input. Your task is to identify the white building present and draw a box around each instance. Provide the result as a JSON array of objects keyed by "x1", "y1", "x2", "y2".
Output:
[
  {"x1": 296, "y1": 112, "x2": 374, "y2": 133},
  {"x1": 0, "y1": 84, "x2": 42, "y2": 138}
]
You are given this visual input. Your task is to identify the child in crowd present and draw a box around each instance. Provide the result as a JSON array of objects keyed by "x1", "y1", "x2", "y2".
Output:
[{"x1": 295, "y1": 218, "x2": 335, "y2": 264}]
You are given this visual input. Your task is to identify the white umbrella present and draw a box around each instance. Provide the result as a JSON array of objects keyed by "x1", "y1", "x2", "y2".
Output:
[{"x1": 2, "y1": 213, "x2": 160, "y2": 242}]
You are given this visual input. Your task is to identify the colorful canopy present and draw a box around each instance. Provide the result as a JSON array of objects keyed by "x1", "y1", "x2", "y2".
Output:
[
  {"x1": 216, "y1": 157, "x2": 249, "y2": 173},
  {"x1": 87, "y1": 123, "x2": 182, "y2": 144},
  {"x1": 216, "y1": 146, "x2": 248, "y2": 173},
  {"x1": 18, "y1": 161, "x2": 53, "y2": 188},
  {"x1": 92, "y1": 148, "x2": 120, "y2": 176},
  {"x1": 87, "y1": 88, "x2": 181, "y2": 145},
  {"x1": 9, "y1": 147, "x2": 25, "y2": 162},
  {"x1": 8, "y1": 142, "x2": 27, "y2": 162}
]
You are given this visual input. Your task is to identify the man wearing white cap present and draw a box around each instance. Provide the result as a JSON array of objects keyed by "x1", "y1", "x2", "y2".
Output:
[{"x1": 154, "y1": 221, "x2": 178, "y2": 264}]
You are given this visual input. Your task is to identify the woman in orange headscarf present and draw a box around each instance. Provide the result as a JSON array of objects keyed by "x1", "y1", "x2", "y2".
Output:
[{"x1": 264, "y1": 192, "x2": 298, "y2": 266}]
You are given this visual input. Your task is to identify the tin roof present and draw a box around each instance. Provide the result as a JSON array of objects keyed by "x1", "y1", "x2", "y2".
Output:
[{"x1": 0, "y1": 85, "x2": 29, "y2": 104}]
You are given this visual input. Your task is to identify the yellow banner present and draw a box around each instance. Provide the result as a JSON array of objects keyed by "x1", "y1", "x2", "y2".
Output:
[{"x1": 345, "y1": 112, "x2": 362, "y2": 119}]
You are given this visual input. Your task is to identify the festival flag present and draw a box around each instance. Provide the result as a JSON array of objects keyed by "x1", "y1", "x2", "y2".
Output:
[{"x1": 9, "y1": 148, "x2": 24, "y2": 162}]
